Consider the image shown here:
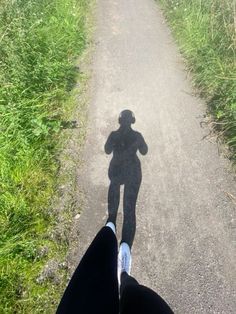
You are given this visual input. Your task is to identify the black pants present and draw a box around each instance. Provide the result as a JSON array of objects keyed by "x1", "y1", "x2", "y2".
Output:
[{"x1": 56, "y1": 227, "x2": 173, "y2": 314}]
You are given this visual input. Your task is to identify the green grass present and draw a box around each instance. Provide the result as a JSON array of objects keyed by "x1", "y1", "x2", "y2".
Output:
[
  {"x1": 0, "y1": 0, "x2": 91, "y2": 312},
  {"x1": 159, "y1": 0, "x2": 236, "y2": 163}
]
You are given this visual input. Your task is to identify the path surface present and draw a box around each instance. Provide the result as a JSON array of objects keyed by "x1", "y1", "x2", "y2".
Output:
[{"x1": 71, "y1": 0, "x2": 236, "y2": 313}]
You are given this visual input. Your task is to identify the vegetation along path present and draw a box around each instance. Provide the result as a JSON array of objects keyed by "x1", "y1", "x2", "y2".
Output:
[{"x1": 70, "y1": 0, "x2": 236, "y2": 313}]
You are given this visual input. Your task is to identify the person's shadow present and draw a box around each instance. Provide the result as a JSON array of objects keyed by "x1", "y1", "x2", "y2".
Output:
[{"x1": 105, "y1": 110, "x2": 148, "y2": 248}]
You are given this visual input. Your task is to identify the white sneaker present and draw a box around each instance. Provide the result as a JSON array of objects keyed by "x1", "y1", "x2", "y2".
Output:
[
  {"x1": 105, "y1": 222, "x2": 116, "y2": 234},
  {"x1": 118, "y1": 242, "x2": 132, "y2": 284}
]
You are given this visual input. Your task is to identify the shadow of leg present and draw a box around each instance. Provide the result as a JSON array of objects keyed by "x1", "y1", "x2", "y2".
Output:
[
  {"x1": 108, "y1": 182, "x2": 120, "y2": 225},
  {"x1": 122, "y1": 182, "x2": 140, "y2": 248}
]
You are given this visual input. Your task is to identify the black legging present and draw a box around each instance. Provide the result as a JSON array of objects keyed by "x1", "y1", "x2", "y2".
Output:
[{"x1": 56, "y1": 227, "x2": 174, "y2": 314}]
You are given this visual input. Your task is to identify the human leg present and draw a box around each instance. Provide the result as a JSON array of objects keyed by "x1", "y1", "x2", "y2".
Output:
[
  {"x1": 120, "y1": 271, "x2": 139, "y2": 295},
  {"x1": 120, "y1": 272, "x2": 174, "y2": 314},
  {"x1": 56, "y1": 226, "x2": 119, "y2": 314}
]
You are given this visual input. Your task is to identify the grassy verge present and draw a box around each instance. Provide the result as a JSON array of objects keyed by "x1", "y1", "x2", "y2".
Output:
[
  {"x1": 0, "y1": 0, "x2": 91, "y2": 312},
  {"x1": 158, "y1": 0, "x2": 236, "y2": 163}
]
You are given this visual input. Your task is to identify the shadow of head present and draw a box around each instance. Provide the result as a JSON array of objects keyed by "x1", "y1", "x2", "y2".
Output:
[{"x1": 118, "y1": 109, "x2": 136, "y2": 127}]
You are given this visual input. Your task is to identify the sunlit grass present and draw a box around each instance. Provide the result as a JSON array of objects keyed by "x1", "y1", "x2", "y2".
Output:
[
  {"x1": 159, "y1": 0, "x2": 236, "y2": 162},
  {"x1": 0, "y1": 0, "x2": 90, "y2": 312}
]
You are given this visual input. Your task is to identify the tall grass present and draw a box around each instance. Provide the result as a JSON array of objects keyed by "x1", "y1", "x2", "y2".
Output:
[
  {"x1": 159, "y1": 0, "x2": 236, "y2": 162},
  {"x1": 0, "y1": 0, "x2": 90, "y2": 312}
]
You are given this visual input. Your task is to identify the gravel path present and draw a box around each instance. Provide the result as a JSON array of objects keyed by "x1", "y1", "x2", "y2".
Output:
[{"x1": 71, "y1": 1, "x2": 236, "y2": 313}]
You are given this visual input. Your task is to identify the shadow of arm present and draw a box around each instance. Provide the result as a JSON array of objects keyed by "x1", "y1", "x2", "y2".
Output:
[
  {"x1": 104, "y1": 132, "x2": 114, "y2": 154},
  {"x1": 138, "y1": 134, "x2": 148, "y2": 155}
]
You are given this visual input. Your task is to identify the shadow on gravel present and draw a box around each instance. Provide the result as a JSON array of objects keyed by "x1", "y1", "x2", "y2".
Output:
[
  {"x1": 61, "y1": 120, "x2": 78, "y2": 129},
  {"x1": 105, "y1": 110, "x2": 148, "y2": 248}
]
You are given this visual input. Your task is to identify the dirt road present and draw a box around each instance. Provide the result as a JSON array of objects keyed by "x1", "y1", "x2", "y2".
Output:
[{"x1": 71, "y1": 0, "x2": 236, "y2": 312}]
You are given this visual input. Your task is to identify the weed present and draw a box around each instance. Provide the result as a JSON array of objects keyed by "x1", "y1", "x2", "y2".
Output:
[
  {"x1": 159, "y1": 0, "x2": 236, "y2": 162},
  {"x1": 0, "y1": 0, "x2": 90, "y2": 312}
]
